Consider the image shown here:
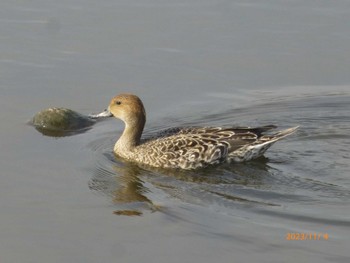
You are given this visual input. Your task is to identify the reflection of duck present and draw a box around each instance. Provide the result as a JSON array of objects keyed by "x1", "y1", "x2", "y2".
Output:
[
  {"x1": 98, "y1": 93, "x2": 298, "y2": 169},
  {"x1": 89, "y1": 158, "x2": 160, "y2": 216},
  {"x1": 89, "y1": 152, "x2": 280, "y2": 216}
]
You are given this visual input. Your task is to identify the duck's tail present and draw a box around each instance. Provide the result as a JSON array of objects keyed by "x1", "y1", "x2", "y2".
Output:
[
  {"x1": 228, "y1": 126, "x2": 299, "y2": 162},
  {"x1": 261, "y1": 126, "x2": 299, "y2": 143}
]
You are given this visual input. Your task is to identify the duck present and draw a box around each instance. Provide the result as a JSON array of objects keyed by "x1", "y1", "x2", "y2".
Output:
[{"x1": 97, "y1": 93, "x2": 298, "y2": 170}]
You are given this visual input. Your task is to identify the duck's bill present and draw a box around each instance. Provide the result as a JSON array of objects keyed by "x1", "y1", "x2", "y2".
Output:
[{"x1": 88, "y1": 109, "x2": 113, "y2": 119}]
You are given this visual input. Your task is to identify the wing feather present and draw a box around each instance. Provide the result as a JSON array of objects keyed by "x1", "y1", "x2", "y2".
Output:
[{"x1": 135, "y1": 125, "x2": 282, "y2": 168}]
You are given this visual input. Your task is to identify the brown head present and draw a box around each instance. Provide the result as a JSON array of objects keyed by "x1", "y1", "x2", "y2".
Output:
[
  {"x1": 108, "y1": 94, "x2": 146, "y2": 146},
  {"x1": 108, "y1": 93, "x2": 145, "y2": 122}
]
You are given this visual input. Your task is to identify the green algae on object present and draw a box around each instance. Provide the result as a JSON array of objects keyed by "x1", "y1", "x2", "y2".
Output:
[{"x1": 31, "y1": 107, "x2": 96, "y2": 137}]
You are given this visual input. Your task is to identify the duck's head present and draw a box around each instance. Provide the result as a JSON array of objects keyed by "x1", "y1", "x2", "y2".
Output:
[
  {"x1": 107, "y1": 93, "x2": 146, "y2": 126},
  {"x1": 90, "y1": 93, "x2": 146, "y2": 131}
]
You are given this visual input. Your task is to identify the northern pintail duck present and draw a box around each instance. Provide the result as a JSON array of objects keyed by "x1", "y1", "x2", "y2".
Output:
[{"x1": 98, "y1": 94, "x2": 298, "y2": 170}]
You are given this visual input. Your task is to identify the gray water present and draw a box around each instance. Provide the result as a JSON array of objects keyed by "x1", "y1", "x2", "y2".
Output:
[{"x1": 1, "y1": 1, "x2": 350, "y2": 262}]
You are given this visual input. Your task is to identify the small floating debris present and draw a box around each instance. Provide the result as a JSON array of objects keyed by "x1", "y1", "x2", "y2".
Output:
[{"x1": 31, "y1": 107, "x2": 111, "y2": 137}]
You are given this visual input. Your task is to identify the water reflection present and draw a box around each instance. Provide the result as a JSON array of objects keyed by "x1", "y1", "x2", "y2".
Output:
[
  {"x1": 88, "y1": 152, "x2": 283, "y2": 216},
  {"x1": 110, "y1": 164, "x2": 150, "y2": 204},
  {"x1": 33, "y1": 126, "x2": 93, "y2": 137}
]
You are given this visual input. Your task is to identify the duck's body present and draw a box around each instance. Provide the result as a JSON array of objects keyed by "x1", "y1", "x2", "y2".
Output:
[{"x1": 104, "y1": 94, "x2": 298, "y2": 170}]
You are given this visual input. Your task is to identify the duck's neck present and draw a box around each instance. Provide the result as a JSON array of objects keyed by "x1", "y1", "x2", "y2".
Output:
[{"x1": 114, "y1": 115, "x2": 145, "y2": 153}]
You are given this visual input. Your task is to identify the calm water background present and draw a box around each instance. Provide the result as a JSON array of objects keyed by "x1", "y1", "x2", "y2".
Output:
[{"x1": 1, "y1": 0, "x2": 350, "y2": 262}]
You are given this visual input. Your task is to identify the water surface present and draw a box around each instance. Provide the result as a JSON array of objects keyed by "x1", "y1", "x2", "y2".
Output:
[{"x1": 1, "y1": 1, "x2": 350, "y2": 262}]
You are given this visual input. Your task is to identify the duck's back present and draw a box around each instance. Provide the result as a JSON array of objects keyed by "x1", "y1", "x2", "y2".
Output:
[{"x1": 127, "y1": 125, "x2": 297, "y2": 169}]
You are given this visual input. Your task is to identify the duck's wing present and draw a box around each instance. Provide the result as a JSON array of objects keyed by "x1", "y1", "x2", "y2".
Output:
[
  {"x1": 145, "y1": 125, "x2": 276, "y2": 140},
  {"x1": 174, "y1": 125, "x2": 278, "y2": 149},
  {"x1": 173, "y1": 124, "x2": 277, "y2": 136},
  {"x1": 175, "y1": 125, "x2": 298, "y2": 158},
  {"x1": 138, "y1": 133, "x2": 230, "y2": 169},
  {"x1": 138, "y1": 125, "x2": 298, "y2": 169},
  {"x1": 145, "y1": 125, "x2": 280, "y2": 155}
]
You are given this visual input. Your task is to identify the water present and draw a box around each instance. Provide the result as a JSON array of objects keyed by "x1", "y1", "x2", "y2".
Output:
[{"x1": 1, "y1": 1, "x2": 350, "y2": 262}]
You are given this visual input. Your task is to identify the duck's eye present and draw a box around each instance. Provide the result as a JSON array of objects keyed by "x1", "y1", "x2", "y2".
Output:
[{"x1": 115, "y1": 101, "x2": 121, "y2": 105}]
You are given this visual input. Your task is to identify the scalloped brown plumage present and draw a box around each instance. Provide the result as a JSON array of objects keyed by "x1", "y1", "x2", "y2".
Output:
[{"x1": 102, "y1": 93, "x2": 298, "y2": 170}]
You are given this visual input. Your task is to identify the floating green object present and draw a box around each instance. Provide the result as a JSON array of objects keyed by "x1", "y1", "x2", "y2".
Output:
[{"x1": 31, "y1": 107, "x2": 96, "y2": 137}]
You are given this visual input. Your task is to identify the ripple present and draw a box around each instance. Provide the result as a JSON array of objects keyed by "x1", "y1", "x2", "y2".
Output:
[{"x1": 86, "y1": 93, "x2": 350, "y2": 223}]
